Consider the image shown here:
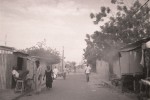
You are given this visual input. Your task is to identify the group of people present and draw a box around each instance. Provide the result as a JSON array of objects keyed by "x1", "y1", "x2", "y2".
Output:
[
  {"x1": 12, "y1": 60, "x2": 60, "y2": 94},
  {"x1": 31, "y1": 60, "x2": 60, "y2": 94},
  {"x1": 12, "y1": 60, "x2": 91, "y2": 95}
]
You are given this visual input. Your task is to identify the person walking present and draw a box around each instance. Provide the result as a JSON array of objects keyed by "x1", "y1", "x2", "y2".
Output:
[
  {"x1": 53, "y1": 66, "x2": 59, "y2": 79},
  {"x1": 85, "y1": 64, "x2": 91, "y2": 82},
  {"x1": 43, "y1": 65, "x2": 53, "y2": 89},
  {"x1": 35, "y1": 60, "x2": 42, "y2": 94},
  {"x1": 63, "y1": 66, "x2": 67, "y2": 80}
]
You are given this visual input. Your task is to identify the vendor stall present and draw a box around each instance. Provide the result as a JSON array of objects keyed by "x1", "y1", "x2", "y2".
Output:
[
  {"x1": 118, "y1": 38, "x2": 150, "y2": 93},
  {"x1": 139, "y1": 79, "x2": 150, "y2": 99},
  {"x1": 139, "y1": 41, "x2": 150, "y2": 100}
]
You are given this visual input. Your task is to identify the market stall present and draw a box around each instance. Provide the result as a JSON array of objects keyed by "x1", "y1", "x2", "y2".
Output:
[
  {"x1": 139, "y1": 41, "x2": 150, "y2": 99},
  {"x1": 118, "y1": 38, "x2": 150, "y2": 93}
]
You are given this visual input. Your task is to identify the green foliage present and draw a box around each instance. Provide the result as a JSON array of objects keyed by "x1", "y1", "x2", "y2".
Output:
[
  {"x1": 111, "y1": 0, "x2": 117, "y2": 4},
  {"x1": 21, "y1": 40, "x2": 60, "y2": 64},
  {"x1": 66, "y1": 61, "x2": 77, "y2": 70},
  {"x1": 84, "y1": 0, "x2": 150, "y2": 64},
  {"x1": 83, "y1": 34, "x2": 100, "y2": 67}
]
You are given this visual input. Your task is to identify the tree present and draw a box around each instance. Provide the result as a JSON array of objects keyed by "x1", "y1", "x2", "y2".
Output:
[
  {"x1": 84, "y1": 0, "x2": 150, "y2": 73},
  {"x1": 83, "y1": 34, "x2": 100, "y2": 72},
  {"x1": 20, "y1": 40, "x2": 60, "y2": 64},
  {"x1": 91, "y1": 0, "x2": 150, "y2": 46}
]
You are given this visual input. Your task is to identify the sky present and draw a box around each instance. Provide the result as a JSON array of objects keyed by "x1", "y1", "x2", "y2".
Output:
[{"x1": 0, "y1": 0, "x2": 149, "y2": 64}]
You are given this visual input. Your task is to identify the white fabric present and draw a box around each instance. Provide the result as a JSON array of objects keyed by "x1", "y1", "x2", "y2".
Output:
[
  {"x1": 85, "y1": 66, "x2": 91, "y2": 74},
  {"x1": 53, "y1": 74, "x2": 56, "y2": 78},
  {"x1": 146, "y1": 41, "x2": 150, "y2": 48},
  {"x1": 12, "y1": 70, "x2": 19, "y2": 78},
  {"x1": 37, "y1": 66, "x2": 42, "y2": 80},
  {"x1": 36, "y1": 66, "x2": 42, "y2": 92},
  {"x1": 53, "y1": 68, "x2": 59, "y2": 75}
]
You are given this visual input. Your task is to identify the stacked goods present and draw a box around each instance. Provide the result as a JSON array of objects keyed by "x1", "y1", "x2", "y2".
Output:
[{"x1": 121, "y1": 74, "x2": 134, "y2": 92}]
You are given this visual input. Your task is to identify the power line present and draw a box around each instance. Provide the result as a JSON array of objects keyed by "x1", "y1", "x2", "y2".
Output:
[
  {"x1": 130, "y1": 0, "x2": 150, "y2": 33},
  {"x1": 133, "y1": 0, "x2": 150, "y2": 16}
]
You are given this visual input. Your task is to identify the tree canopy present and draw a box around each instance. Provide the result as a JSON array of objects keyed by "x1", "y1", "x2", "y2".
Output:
[
  {"x1": 84, "y1": 0, "x2": 150, "y2": 66},
  {"x1": 20, "y1": 39, "x2": 60, "y2": 64}
]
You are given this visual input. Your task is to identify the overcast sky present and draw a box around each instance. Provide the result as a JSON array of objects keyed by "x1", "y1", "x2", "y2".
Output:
[{"x1": 0, "y1": 0, "x2": 148, "y2": 63}]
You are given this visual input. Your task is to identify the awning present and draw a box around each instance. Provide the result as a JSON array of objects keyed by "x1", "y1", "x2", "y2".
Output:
[
  {"x1": 120, "y1": 37, "x2": 150, "y2": 52},
  {"x1": 0, "y1": 45, "x2": 15, "y2": 51},
  {"x1": 13, "y1": 51, "x2": 29, "y2": 57}
]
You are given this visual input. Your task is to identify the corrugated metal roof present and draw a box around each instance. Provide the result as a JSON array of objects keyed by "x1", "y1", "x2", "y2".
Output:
[
  {"x1": 120, "y1": 37, "x2": 150, "y2": 52},
  {"x1": 13, "y1": 51, "x2": 29, "y2": 57},
  {"x1": 0, "y1": 46, "x2": 15, "y2": 51}
]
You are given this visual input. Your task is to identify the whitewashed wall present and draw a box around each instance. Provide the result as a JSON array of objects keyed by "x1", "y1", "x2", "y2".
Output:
[{"x1": 96, "y1": 60, "x2": 109, "y2": 81}]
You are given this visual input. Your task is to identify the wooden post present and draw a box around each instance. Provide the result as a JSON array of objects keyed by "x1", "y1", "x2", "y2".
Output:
[
  {"x1": 0, "y1": 50, "x2": 1, "y2": 89},
  {"x1": 119, "y1": 53, "x2": 121, "y2": 77},
  {"x1": 62, "y1": 46, "x2": 64, "y2": 72},
  {"x1": 1, "y1": 50, "x2": 6, "y2": 89},
  {"x1": 128, "y1": 51, "x2": 131, "y2": 73},
  {"x1": 143, "y1": 49, "x2": 146, "y2": 78},
  {"x1": 1, "y1": 50, "x2": 4, "y2": 89},
  {"x1": 4, "y1": 50, "x2": 7, "y2": 89}
]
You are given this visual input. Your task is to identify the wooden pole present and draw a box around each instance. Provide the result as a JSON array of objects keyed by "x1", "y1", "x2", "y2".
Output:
[
  {"x1": 62, "y1": 46, "x2": 64, "y2": 72},
  {"x1": 4, "y1": 50, "x2": 7, "y2": 89},
  {"x1": 1, "y1": 50, "x2": 6, "y2": 89},
  {"x1": 129, "y1": 52, "x2": 130, "y2": 73},
  {"x1": 119, "y1": 53, "x2": 121, "y2": 77},
  {"x1": 143, "y1": 49, "x2": 146, "y2": 78},
  {"x1": 0, "y1": 50, "x2": 2, "y2": 89}
]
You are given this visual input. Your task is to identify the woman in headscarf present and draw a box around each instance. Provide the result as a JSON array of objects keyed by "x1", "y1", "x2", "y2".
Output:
[
  {"x1": 35, "y1": 60, "x2": 42, "y2": 94},
  {"x1": 43, "y1": 65, "x2": 53, "y2": 89}
]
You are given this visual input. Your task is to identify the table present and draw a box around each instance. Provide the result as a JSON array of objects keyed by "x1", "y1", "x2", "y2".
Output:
[
  {"x1": 139, "y1": 79, "x2": 150, "y2": 99},
  {"x1": 141, "y1": 79, "x2": 150, "y2": 85}
]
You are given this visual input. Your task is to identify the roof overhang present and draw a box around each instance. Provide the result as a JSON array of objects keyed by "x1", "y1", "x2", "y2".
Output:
[
  {"x1": 0, "y1": 46, "x2": 15, "y2": 51},
  {"x1": 120, "y1": 37, "x2": 150, "y2": 52},
  {"x1": 13, "y1": 51, "x2": 29, "y2": 57}
]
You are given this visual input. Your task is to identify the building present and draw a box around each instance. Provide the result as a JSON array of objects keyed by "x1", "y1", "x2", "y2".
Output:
[
  {"x1": 96, "y1": 37, "x2": 150, "y2": 81},
  {"x1": 113, "y1": 37, "x2": 150, "y2": 78},
  {"x1": 0, "y1": 46, "x2": 29, "y2": 89}
]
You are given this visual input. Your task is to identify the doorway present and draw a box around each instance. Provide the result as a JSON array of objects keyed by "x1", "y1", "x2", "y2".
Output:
[{"x1": 17, "y1": 57, "x2": 23, "y2": 70}]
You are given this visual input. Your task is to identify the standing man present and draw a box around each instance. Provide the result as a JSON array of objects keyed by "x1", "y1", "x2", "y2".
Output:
[
  {"x1": 85, "y1": 64, "x2": 91, "y2": 82},
  {"x1": 63, "y1": 66, "x2": 67, "y2": 80},
  {"x1": 53, "y1": 66, "x2": 59, "y2": 79},
  {"x1": 35, "y1": 60, "x2": 42, "y2": 94}
]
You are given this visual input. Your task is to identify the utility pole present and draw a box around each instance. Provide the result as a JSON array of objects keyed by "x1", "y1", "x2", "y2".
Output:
[{"x1": 62, "y1": 46, "x2": 64, "y2": 72}]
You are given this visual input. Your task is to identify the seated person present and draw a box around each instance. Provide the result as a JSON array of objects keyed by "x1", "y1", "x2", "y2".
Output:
[{"x1": 12, "y1": 66, "x2": 29, "y2": 81}]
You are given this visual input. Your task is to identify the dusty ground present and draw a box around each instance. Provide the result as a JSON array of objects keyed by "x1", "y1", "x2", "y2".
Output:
[{"x1": 17, "y1": 73, "x2": 137, "y2": 100}]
